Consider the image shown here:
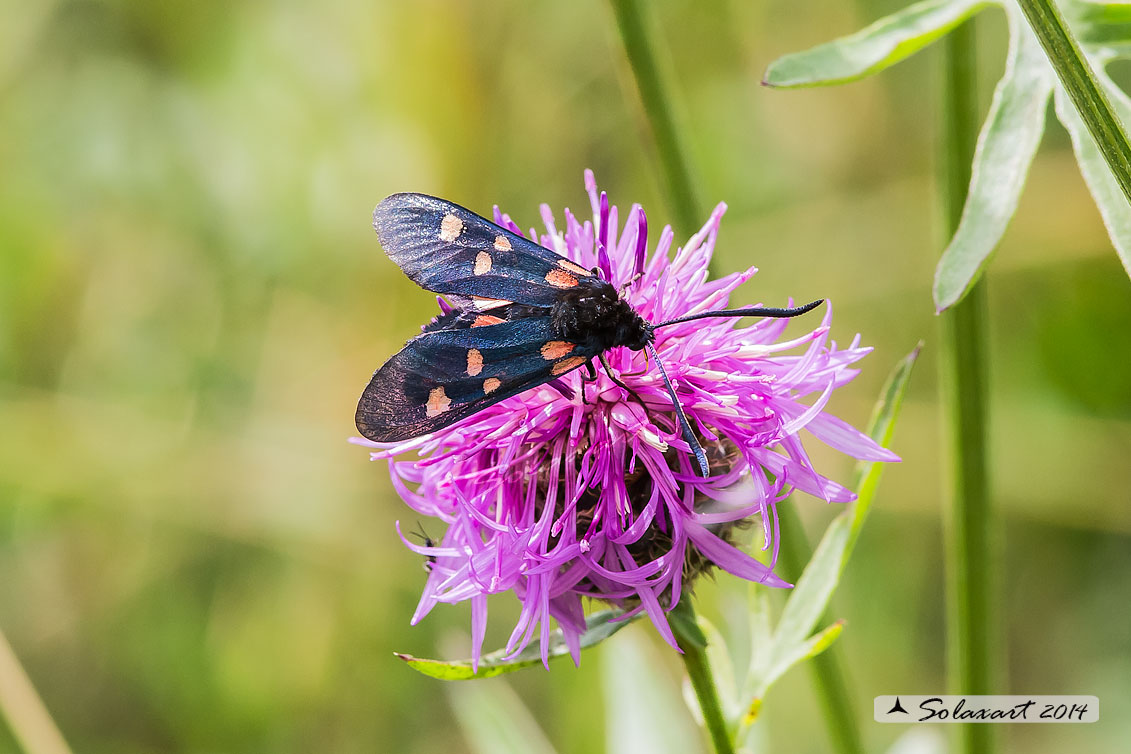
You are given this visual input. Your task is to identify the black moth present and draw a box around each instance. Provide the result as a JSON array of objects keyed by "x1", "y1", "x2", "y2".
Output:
[{"x1": 355, "y1": 193, "x2": 822, "y2": 477}]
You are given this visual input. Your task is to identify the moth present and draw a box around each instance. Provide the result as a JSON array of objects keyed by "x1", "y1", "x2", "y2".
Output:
[{"x1": 355, "y1": 193, "x2": 821, "y2": 477}]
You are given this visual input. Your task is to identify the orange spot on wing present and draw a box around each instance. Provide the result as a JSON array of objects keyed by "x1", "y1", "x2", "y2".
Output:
[
  {"x1": 472, "y1": 315, "x2": 505, "y2": 327},
  {"x1": 466, "y1": 348, "x2": 483, "y2": 377},
  {"x1": 551, "y1": 356, "x2": 587, "y2": 375},
  {"x1": 483, "y1": 377, "x2": 502, "y2": 394},
  {"x1": 493, "y1": 235, "x2": 512, "y2": 251},
  {"x1": 439, "y1": 213, "x2": 463, "y2": 242},
  {"x1": 472, "y1": 296, "x2": 510, "y2": 310},
  {"x1": 540, "y1": 341, "x2": 576, "y2": 360},
  {"x1": 545, "y1": 269, "x2": 579, "y2": 288},
  {"x1": 465, "y1": 350, "x2": 484, "y2": 379},
  {"x1": 474, "y1": 251, "x2": 492, "y2": 275},
  {"x1": 425, "y1": 387, "x2": 451, "y2": 417},
  {"x1": 558, "y1": 259, "x2": 591, "y2": 276}
]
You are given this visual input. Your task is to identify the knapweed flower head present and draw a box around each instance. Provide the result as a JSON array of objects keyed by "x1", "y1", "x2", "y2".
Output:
[{"x1": 356, "y1": 171, "x2": 897, "y2": 670}]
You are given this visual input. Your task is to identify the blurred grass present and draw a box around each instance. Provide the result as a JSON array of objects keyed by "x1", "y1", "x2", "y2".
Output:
[{"x1": 0, "y1": 0, "x2": 1128, "y2": 752}]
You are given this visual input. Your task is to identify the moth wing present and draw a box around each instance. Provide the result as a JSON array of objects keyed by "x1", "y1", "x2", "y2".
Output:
[
  {"x1": 355, "y1": 317, "x2": 596, "y2": 442},
  {"x1": 373, "y1": 193, "x2": 594, "y2": 307}
]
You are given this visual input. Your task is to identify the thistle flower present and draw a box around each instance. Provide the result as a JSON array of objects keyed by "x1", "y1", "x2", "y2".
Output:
[{"x1": 355, "y1": 171, "x2": 897, "y2": 670}]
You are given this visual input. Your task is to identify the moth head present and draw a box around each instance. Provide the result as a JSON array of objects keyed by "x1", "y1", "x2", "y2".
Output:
[{"x1": 623, "y1": 320, "x2": 653, "y2": 351}]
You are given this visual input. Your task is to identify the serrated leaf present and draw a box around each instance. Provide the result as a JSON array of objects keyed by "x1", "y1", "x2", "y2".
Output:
[
  {"x1": 447, "y1": 679, "x2": 559, "y2": 754},
  {"x1": 763, "y1": 0, "x2": 992, "y2": 88},
  {"x1": 397, "y1": 609, "x2": 634, "y2": 680},
  {"x1": 934, "y1": 10, "x2": 1056, "y2": 311},
  {"x1": 1055, "y1": 74, "x2": 1131, "y2": 279},
  {"x1": 767, "y1": 0, "x2": 1131, "y2": 296}
]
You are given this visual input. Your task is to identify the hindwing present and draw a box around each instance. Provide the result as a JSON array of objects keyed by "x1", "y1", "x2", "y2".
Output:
[{"x1": 356, "y1": 317, "x2": 596, "y2": 442}]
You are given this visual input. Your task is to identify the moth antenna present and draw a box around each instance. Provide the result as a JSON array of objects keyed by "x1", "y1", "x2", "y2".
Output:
[
  {"x1": 644, "y1": 343, "x2": 710, "y2": 478},
  {"x1": 653, "y1": 299, "x2": 823, "y2": 329}
]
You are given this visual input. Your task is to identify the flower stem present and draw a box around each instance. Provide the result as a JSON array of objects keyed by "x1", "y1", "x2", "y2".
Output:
[
  {"x1": 777, "y1": 504, "x2": 863, "y2": 754},
  {"x1": 1016, "y1": 0, "x2": 1131, "y2": 208},
  {"x1": 940, "y1": 19, "x2": 996, "y2": 754},
  {"x1": 670, "y1": 600, "x2": 735, "y2": 754},
  {"x1": 608, "y1": 0, "x2": 706, "y2": 237}
]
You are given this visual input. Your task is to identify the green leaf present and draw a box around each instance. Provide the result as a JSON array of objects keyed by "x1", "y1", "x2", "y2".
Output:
[
  {"x1": 763, "y1": 0, "x2": 992, "y2": 88},
  {"x1": 770, "y1": 516, "x2": 851, "y2": 656},
  {"x1": 1055, "y1": 73, "x2": 1131, "y2": 279},
  {"x1": 739, "y1": 618, "x2": 844, "y2": 728},
  {"x1": 735, "y1": 344, "x2": 920, "y2": 733},
  {"x1": 447, "y1": 678, "x2": 559, "y2": 754},
  {"x1": 845, "y1": 342, "x2": 923, "y2": 557},
  {"x1": 772, "y1": 343, "x2": 921, "y2": 654},
  {"x1": 762, "y1": 620, "x2": 845, "y2": 690},
  {"x1": 934, "y1": 10, "x2": 1056, "y2": 311},
  {"x1": 396, "y1": 609, "x2": 635, "y2": 680}
]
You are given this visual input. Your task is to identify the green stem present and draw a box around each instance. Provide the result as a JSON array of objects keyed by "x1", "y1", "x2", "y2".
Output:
[
  {"x1": 608, "y1": 0, "x2": 706, "y2": 237},
  {"x1": 940, "y1": 20, "x2": 996, "y2": 754},
  {"x1": 777, "y1": 504, "x2": 864, "y2": 754},
  {"x1": 1016, "y1": 0, "x2": 1131, "y2": 208},
  {"x1": 670, "y1": 600, "x2": 735, "y2": 754}
]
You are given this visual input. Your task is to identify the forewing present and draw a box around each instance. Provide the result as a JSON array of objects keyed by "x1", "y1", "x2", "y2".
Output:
[
  {"x1": 356, "y1": 317, "x2": 596, "y2": 442},
  {"x1": 373, "y1": 193, "x2": 595, "y2": 306}
]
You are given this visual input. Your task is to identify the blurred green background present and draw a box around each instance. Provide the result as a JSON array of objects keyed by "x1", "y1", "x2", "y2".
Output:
[{"x1": 1, "y1": 0, "x2": 1128, "y2": 752}]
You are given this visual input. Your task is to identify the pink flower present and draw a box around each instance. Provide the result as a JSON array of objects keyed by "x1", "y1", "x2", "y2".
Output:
[{"x1": 354, "y1": 171, "x2": 897, "y2": 670}]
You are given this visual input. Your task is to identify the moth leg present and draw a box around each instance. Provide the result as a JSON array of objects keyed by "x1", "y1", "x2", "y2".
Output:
[
  {"x1": 618, "y1": 271, "x2": 644, "y2": 298},
  {"x1": 579, "y1": 359, "x2": 599, "y2": 404},
  {"x1": 598, "y1": 353, "x2": 647, "y2": 410},
  {"x1": 618, "y1": 346, "x2": 651, "y2": 378}
]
